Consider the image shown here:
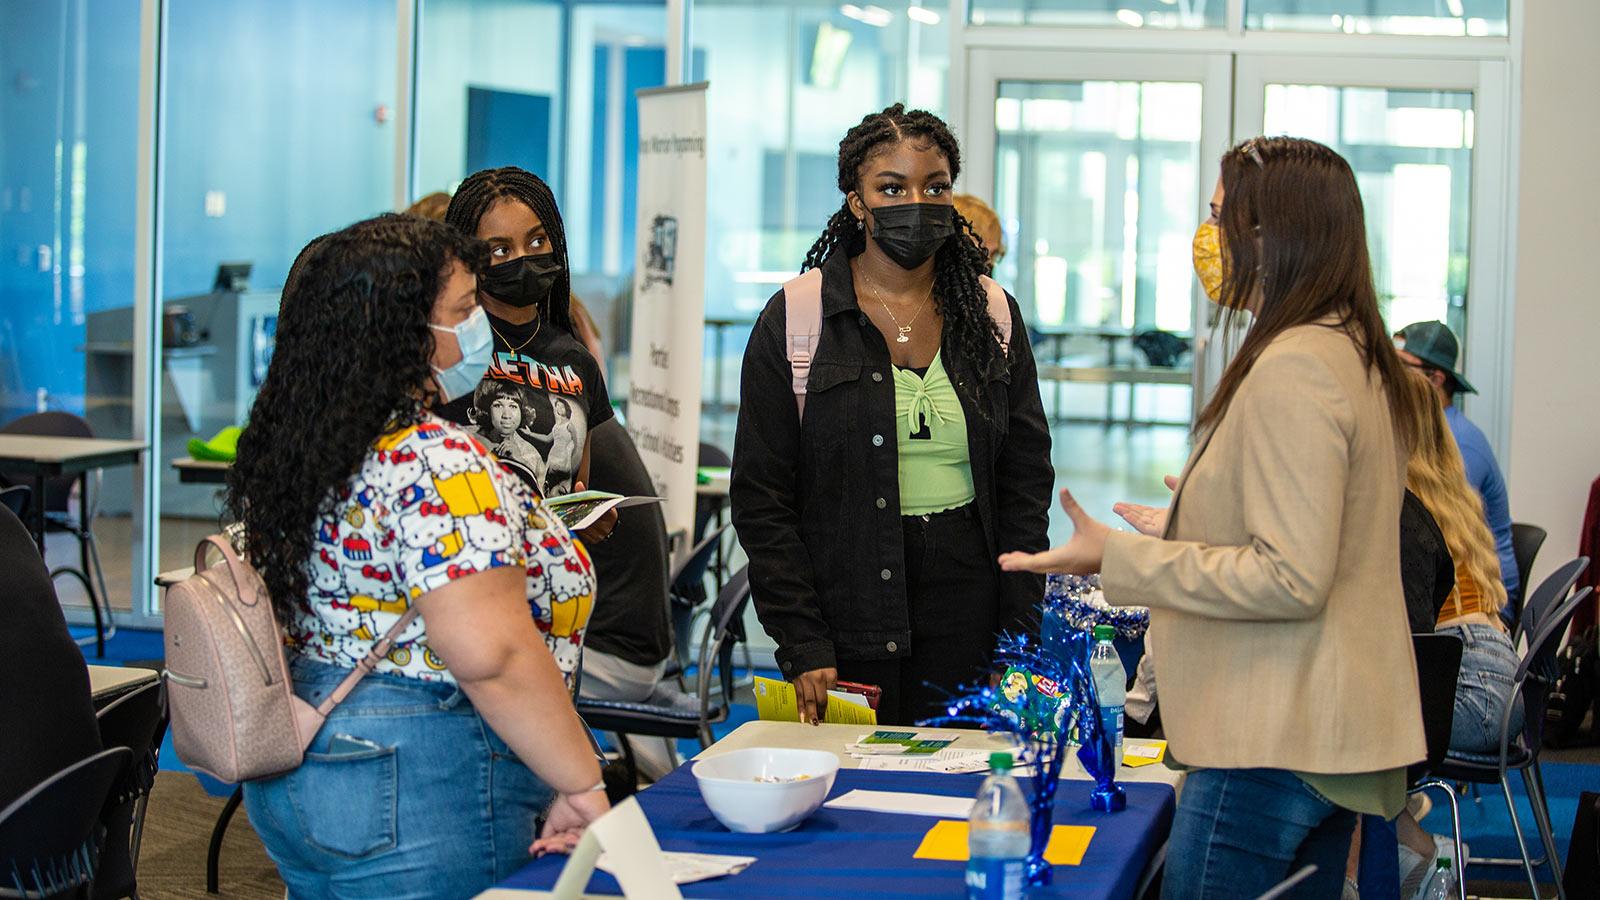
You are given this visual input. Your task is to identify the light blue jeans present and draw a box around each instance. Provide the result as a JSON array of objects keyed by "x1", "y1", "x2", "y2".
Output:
[
  {"x1": 1438, "y1": 621, "x2": 1524, "y2": 755},
  {"x1": 243, "y1": 658, "x2": 553, "y2": 900}
]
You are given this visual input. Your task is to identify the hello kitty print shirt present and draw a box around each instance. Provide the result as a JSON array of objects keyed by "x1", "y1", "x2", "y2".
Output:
[{"x1": 288, "y1": 415, "x2": 596, "y2": 683}]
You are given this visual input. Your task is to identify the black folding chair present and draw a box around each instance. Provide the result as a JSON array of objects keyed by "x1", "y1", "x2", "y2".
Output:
[
  {"x1": 1434, "y1": 561, "x2": 1592, "y2": 900},
  {"x1": 0, "y1": 412, "x2": 115, "y2": 655},
  {"x1": 577, "y1": 566, "x2": 752, "y2": 785},
  {"x1": 668, "y1": 523, "x2": 731, "y2": 681},
  {"x1": 93, "y1": 680, "x2": 168, "y2": 900},
  {"x1": 1510, "y1": 522, "x2": 1548, "y2": 627},
  {"x1": 0, "y1": 747, "x2": 132, "y2": 899},
  {"x1": 1516, "y1": 557, "x2": 1586, "y2": 645},
  {"x1": 1407, "y1": 633, "x2": 1466, "y2": 891},
  {"x1": 0, "y1": 486, "x2": 29, "y2": 521}
]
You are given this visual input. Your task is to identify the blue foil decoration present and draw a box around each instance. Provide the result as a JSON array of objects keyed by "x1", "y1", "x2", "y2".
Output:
[
  {"x1": 921, "y1": 628, "x2": 1126, "y2": 887},
  {"x1": 1044, "y1": 573, "x2": 1150, "y2": 641}
]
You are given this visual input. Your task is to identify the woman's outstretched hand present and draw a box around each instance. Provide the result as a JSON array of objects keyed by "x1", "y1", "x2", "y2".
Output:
[
  {"x1": 998, "y1": 487, "x2": 1111, "y2": 575},
  {"x1": 1111, "y1": 475, "x2": 1179, "y2": 537}
]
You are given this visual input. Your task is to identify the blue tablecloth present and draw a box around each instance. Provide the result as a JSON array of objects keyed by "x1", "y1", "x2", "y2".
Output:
[{"x1": 500, "y1": 767, "x2": 1175, "y2": 899}]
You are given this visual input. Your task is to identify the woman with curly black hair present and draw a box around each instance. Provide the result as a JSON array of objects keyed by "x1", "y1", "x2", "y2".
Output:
[
  {"x1": 228, "y1": 214, "x2": 607, "y2": 898},
  {"x1": 730, "y1": 104, "x2": 1054, "y2": 725},
  {"x1": 437, "y1": 169, "x2": 616, "y2": 540}
]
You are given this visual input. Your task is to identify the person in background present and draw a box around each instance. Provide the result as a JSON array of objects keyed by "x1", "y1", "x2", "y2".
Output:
[
  {"x1": 952, "y1": 192, "x2": 1005, "y2": 275},
  {"x1": 731, "y1": 104, "x2": 1054, "y2": 726},
  {"x1": 404, "y1": 190, "x2": 452, "y2": 222},
  {"x1": 1395, "y1": 320, "x2": 1519, "y2": 609},
  {"x1": 0, "y1": 500, "x2": 102, "y2": 810},
  {"x1": 437, "y1": 168, "x2": 619, "y2": 539},
  {"x1": 1002, "y1": 137, "x2": 1427, "y2": 899},
  {"x1": 570, "y1": 294, "x2": 608, "y2": 380},
  {"x1": 1390, "y1": 366, "x2": 1523, "y2": 895},
  {"x1": 229, "y1": 216, "x2": 607, "y2": 898}
]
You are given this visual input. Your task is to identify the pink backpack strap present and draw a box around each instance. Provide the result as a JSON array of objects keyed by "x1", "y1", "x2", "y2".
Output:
[
  {"x1": 782, "y1": 269, "x2": 825, "y2": 423},
  {"x1": 978, "y1": 274, "x2": 1012, "y2": 356}
]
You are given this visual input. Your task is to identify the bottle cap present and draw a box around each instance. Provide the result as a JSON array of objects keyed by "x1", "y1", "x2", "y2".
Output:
[
  {"x1": 1093, "y1": 624, "x2": 1116, "y2": 641},
  {"x1": 1436, "y1": 857, "x2": 1452, "y2": 868},
  {"x1": 988, "y1": 752, "x2": 1013, "y2": 772}
]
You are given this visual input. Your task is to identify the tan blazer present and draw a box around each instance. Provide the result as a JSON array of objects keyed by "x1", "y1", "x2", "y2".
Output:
[{"x1": 1102, "y1": 320, "x2": 1425, "y2": 774}]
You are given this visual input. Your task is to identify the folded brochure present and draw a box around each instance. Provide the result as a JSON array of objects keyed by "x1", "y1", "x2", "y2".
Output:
[
  {"x1": 543, "y1": 490, "x2": 663, "y2": 531},
  {"x1": 753, "y1": 675, "x2": 877, "y2": 725}
]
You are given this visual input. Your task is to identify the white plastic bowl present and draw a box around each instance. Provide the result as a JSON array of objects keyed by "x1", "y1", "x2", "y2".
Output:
[{"x1": 691, "y1": 747, "x2": 840, "y2": 833}]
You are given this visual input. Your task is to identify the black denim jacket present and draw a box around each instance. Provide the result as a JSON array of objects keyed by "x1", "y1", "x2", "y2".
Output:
[{"x1": 730, "y1": 252, "x2": 1054, "y2": 678}]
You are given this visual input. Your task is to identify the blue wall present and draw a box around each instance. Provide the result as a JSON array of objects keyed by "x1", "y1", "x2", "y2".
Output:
[{"x1": 0, "y1": 0, "x2": 396, "y2": 423}]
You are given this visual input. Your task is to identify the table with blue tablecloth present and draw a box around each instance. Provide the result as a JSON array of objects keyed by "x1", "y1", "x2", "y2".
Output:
[{"x1": 495, "y1": 752, "x2": 1175, "y2": 899}]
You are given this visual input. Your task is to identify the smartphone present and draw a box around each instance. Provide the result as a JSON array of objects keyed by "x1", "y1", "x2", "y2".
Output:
[{"x1": 327, "y1": 733, "x2": 385, "y2": 756}]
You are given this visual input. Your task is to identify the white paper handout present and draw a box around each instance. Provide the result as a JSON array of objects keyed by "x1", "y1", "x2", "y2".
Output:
[
  {"x1": 544, "y1": 490, "x2": 665, "y2": 531},
  {"x1": 598, "y1": 851, "x2": 756, "y2": 885},
  {"x1": 550, "y1": 797, "x2": 682, "y2": 900},
  {"x1": 857, "y1": 749, "x2": 995, "y2": 773},
  {"x1": 823, "y1": 789, "x2": 974, "y2": 819}
]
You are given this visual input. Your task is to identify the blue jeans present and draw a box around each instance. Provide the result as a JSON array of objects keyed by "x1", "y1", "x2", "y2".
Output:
[
  {"x1": 1162, "y1": 768, "x2": 1358, "y2": 900},
  {"x1": 243, "y1": 658, "x2": 554, "y2": 900},
  {"x1": 1438, "y1": 622, "x2": 1524, "y2": 755}
]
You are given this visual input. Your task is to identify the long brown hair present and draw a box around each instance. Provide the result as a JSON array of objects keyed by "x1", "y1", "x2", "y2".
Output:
[
  {"x1": 1401, "y1": 368, "x2": 1507, "y2": 615},
  {"x1": 1195, "y1": 137, "x2": 1419, "y2": 450}
]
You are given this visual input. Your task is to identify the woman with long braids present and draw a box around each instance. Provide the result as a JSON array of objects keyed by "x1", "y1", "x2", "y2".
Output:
[
  {"x1": 1002, "y1": 138, "x2": 1427, "y2": 898},
  {"x1": 730, "y1": 104, "x2": 1053, "y2": 726},
  {"x1": 437, "y1": 168, "x2": 617, "y2": 533},
  {"x1": 230, "y1": 215, "x2": 607, "y2": 897}
]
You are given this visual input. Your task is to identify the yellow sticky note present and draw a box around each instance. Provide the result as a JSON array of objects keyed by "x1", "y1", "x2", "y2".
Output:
[
  {"x1": 913, "y1": 820, "x2": 1095, "y2": 866},
  {"x1": 753, "y1": 676, "x2": 878, "y2": 726},
  {"x1": 1121, "y1": 740, "x2": 1168, "y2": 768}
]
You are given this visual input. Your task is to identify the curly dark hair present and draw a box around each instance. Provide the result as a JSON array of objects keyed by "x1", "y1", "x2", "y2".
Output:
[
  {"x1": 802, "y1": 103, "x2": 1006, "y2": 395},
  {"x1": 226, "y1": 214, "x2": 487, "y2": 618},
  {"x1": 443, "y1": 166, "x2": 577, "y2": 338}
]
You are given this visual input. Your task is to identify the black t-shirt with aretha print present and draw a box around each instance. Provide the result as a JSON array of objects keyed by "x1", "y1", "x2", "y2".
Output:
[{"x1": 435, "y1": 313, "x2": 613, "y2": 499}]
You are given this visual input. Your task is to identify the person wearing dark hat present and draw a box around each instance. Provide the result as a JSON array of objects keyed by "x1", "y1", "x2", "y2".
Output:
[{"x1": 1395, "y1": 320, "x2": 1518, "y2": 606}]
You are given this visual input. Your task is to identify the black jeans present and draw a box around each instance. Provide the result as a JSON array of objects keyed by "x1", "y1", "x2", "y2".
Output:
[{"x1": 836, "y1": 505, "x2": 1001, "y2": 726}]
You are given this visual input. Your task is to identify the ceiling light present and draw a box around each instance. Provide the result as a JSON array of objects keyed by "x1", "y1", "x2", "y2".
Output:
[
  {"x1": 1115, "y1": 9, "x2": 1144, "y2": 28},
  {"x1": 840, "y1": 4, "x2": 892, "y2": 27},
  {"x1": 907, "y1": 5, "x2": 941, "y2": 26}
]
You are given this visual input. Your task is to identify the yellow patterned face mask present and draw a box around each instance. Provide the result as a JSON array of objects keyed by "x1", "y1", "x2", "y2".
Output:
[{"x1": 1192, "y1": 222, "x2": 1225, "y2": 304}]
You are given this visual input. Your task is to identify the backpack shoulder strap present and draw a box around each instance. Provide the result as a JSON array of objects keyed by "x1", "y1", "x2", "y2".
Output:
[
  {"x1": 783, "y1": 268, "x2": 825, "y2": 423},
  {"x1": 978, "y1": 274, "x2": 1012, "y2": 356}
]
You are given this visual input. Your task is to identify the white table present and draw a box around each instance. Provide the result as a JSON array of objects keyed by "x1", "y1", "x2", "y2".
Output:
[
  {"x1": 696, "y1": 721, "x2": 1182, "y2": 788},
  {"x1": 87, "y1": 664, "x2": 159, "y2": 707}
]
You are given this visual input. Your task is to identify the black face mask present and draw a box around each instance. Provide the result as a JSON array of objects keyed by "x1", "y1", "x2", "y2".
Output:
[
  {"x1": 479, "y1": 254, "x2": 562, "y2": 309},
  {"x1": 866, "y1": 202, "x2": 956, "y2": 270}
]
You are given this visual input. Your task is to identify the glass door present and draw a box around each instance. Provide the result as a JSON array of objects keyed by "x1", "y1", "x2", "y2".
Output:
[
  {"x1": 1233, "y1": 54, "x2": 1514, "y2": 439},
  {"x1": 964, "y1": 48, "x2": 1231, "y2": 533}
]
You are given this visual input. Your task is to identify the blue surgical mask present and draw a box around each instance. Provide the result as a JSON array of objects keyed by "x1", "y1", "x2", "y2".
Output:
[{"x1": 429, "y1": 307, "x2": 494, "y2": 403}]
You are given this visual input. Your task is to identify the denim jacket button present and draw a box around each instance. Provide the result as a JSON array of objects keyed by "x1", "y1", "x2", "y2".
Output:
[
  {"x1": 880, "y1": 568, "x2": 892, "y2": 581},
  {"x1": 886, "y1": 641, "x2": 898, "y2": 653},
  {"x1": 871, "y1": 371, "x2": 883, "y2": 383},
  {"x1": 872, "y1": 434, "x2": 884, "y2": 447},
  {"x1": 875, "y1": 497, "x2": 887, "y2": 509}
]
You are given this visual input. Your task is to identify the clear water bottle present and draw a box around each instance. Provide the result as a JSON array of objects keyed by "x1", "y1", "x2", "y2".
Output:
[
  {"x1": 967, "y1": 752, "x2": 1030, "y2": 900},
  {"x1": 1089, "y1": 624, "x2": 1125, "y2": 769},
  {"x1": 1422, "y1": 857, "x2": 1456, "y2": 899}
]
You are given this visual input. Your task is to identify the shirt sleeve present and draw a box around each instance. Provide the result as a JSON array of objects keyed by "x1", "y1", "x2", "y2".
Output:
[{"x1": 388, "y1": 429, "x2": 529, "y2": 600}]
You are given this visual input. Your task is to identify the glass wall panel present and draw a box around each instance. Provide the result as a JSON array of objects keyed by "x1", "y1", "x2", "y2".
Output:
[
  {"x1": 970, "y1": 0, "x2": 1223, "y2": 29},
  {"x1": 0, "y1": 0, "x2": 142, "y2": 624},
  {"x1": 1246, "y1": 0, "x2": 1508, "y2": 36},
  {"x1": 1263, "y1": 84, "x2": 1473, "y2": 333},
  {"x1": 155, "y1": 0, "x2": 399, "y2": 579},
  {"x1": 994, "y1": 79, "x2": 1204, "y2": 333}
]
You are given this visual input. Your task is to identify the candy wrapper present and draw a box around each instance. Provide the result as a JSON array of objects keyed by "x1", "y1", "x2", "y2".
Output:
[{"x1": 990, "y1": 666, "x2": 1066, "y2": 736}]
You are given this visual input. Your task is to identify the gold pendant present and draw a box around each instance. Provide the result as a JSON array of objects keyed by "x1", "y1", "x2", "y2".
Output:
[{"x1": 896, "y1": 326, "x2": 912, "y2": 344}]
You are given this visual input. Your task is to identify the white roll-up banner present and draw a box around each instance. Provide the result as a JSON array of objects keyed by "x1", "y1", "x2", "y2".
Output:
[{"x1": 627, "y1": 82, "x2": 707, "y2": 547}]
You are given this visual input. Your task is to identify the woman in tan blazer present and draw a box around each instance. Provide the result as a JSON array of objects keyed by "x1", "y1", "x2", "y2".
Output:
[{"x1": 1003, "y1": 137, "x2": 1427, "y2": 900}]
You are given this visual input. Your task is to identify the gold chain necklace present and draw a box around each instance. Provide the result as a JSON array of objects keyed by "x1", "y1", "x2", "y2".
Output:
[
  {"x1": 491, "y1": 315, "x2": 541, "y2": 355},
  {"x1": 861, "y1": 269, "x2": 933, "y2": 344}
]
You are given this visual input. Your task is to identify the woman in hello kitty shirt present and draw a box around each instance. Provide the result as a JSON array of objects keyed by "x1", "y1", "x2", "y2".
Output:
[{"x1": 225, "y1": 215, "x2": 606, "y2": 899}]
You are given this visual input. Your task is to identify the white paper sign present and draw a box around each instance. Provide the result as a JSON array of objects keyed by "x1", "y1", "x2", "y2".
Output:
[
  {"x1": 823, "y1": 789, "x2": 974, "y2": 819},
  {"x1": 627, "y1": 83, "x2": 708, "y2": 546},
  {"x1": 550, "y1": 797, "x2": 682, "y2": 900}
]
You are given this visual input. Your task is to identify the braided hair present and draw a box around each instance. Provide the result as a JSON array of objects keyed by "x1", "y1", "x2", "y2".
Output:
[
  {"x1": 802, "y1": 104, "x2": 1006, "y2": 392},
  {"x1": 444, "y1": 166, "x2": 577, "y2": 337},
  {"x1": 226, "y1": 214, "x2": 486, "y2": 619}
]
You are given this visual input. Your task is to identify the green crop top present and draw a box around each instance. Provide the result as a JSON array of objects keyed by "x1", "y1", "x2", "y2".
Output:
[{"x1": 892, "y1": 351, "x2": 975, "y2": 516}]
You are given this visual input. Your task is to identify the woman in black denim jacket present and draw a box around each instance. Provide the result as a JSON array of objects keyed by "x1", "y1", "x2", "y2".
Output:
[{"x1": 730, "y1": 105, "x2": 1053, "y2": 725}]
